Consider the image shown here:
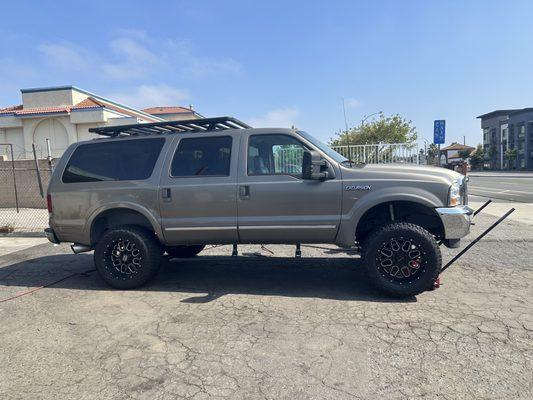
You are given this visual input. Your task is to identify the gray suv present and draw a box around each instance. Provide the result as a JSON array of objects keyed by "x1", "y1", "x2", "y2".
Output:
[{"x1": 45, "y1": 117, "x2": 472, "y2": 296}]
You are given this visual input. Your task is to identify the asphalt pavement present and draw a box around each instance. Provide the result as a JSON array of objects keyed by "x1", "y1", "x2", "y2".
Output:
[
  {"x1": 468, "y1": 172, "x2": 533, "y2": 203},
  {"x1": 0, "y1": 211, "x2": 532, "y2": 400}
]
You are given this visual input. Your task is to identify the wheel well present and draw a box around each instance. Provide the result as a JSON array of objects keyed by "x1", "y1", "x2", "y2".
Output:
[
  {"x1": 90, "y1": 208, "x2": 157, "y2": 246},
  {"x1": 355, "y1": 201, "x2": 444, "y2": 244}
]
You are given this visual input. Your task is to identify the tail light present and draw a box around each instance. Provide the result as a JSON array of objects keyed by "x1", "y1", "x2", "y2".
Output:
[{"x1": 46, "y1": 194, "x2": 53, "y2": 213}]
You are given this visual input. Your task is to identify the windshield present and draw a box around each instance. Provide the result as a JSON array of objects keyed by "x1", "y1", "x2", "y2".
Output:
[{"x1": 297, "y1": 130, "x2": 348, "y2": 163}]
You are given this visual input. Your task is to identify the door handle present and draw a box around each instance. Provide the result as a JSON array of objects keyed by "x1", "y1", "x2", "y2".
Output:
[
  {"x1": 162, "y1": 188, "x2": 172, "y2": 202},
  {"x1": 239, "y1": 185, "x2": 250, "y2": 199}
]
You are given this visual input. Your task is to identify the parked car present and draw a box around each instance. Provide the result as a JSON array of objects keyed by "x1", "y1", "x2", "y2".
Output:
[{"x1": 45, "y1": 117, "x2": 472, "y2": 297}]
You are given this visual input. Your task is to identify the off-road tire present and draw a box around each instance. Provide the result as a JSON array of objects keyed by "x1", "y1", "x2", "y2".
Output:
[
  {"x1": 362, "y1": 222, "x2": 441, "y2": 297},
  {"x1": 165, "y1": 245, "x2": 205, "y2": 258},
  {"x1": 94, "y1": 225, "x2": 162, "y2": 289}
]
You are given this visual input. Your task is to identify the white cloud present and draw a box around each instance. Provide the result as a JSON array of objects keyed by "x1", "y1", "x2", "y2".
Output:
[
  {"x1": 165, "y1": 39, "x2": 243, "y2": 78},
  {"x1": 37, "y1": 31, "x2": 243, "y2": 82},
  {"x1": 250, "y1": 107, "x2": 300, "y2": 128},
  {"x1": 109, "y1": 37, "x2": 157, "y2": 63},
  {"x1": 344, "y1": 98, "x2": 361, "y2": 109},
  {"x1": 110, "y1": 84, "x2": 190, "y2": 109},
  {"x1": 38, "y1": 43, "x2": 88, "y2": 70}
]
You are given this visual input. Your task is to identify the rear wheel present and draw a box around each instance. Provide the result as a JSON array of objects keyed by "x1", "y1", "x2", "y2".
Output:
[
  {"x1": 165, "y1": 244, "x2": 205, "y2": 258},
  {"x1": 94, "y1": 226, "x2": 162, "y2": 289},
  {"x1": 362, "y1": 222, "x2": 441, "y2": 297}
]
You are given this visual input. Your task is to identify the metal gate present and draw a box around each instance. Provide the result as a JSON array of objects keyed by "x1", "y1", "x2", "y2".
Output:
[{"x1": 331, "y1": 143, "x2": 420, "y2": 164}]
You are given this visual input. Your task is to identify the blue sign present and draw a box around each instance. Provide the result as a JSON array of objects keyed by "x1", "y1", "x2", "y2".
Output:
[{"x1": 434, "y1": 120, "x2": 445, "y2": 144}]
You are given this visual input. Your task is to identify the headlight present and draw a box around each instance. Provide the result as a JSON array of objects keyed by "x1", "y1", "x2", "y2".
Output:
[{"x1": 449, "y1": 177, "x2": 465, "y2": 206}]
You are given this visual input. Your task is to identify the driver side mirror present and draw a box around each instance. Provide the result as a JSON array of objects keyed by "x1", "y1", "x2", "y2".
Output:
[{"x1": 302, "y1": 150, "x2": 332, "y2": 180}]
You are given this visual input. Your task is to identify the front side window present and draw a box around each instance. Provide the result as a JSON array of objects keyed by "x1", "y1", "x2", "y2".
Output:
[
  {"x1": 62, "y1": 138, "x2": 165, "y2": 183},
  {"x1": 248, "y1": 134, "x2": 307, "y2": 176},
  {"x1": 171, "y1": 136, "x2": 232, "y2": 177}
]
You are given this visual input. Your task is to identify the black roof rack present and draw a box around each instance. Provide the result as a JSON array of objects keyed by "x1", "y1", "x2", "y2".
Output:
[{"x1": 88, "y1": 116, "x2": 252, "y2": 137}]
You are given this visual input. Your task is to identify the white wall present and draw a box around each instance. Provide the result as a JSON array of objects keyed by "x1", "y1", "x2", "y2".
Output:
[
  {"x1": 70, "y1": 109, "x2": 106, "y2": 124},
  {"x1": 22, "y1": 116, "x2": 76, "y2": 158},
  {"x1": 76, "y1": 123, "x2": 106, "y2": 142},
  {"x1": 22, "y1": 89, "x2": 74, "y2": 108},
  {"x1": 2, "y1": 127, "x2": 25, "y2": 159}
]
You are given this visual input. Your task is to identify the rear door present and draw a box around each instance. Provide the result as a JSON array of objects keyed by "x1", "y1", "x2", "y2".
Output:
[
  {"x1": 236, "y1": 132, "x2": 342, "y2": 243},
  {"x1": 159, "y1": 133, "x2": 239, "y2": 244}
]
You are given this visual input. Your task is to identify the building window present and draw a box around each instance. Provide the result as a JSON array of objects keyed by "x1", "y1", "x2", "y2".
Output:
[
  {"x1": 508, "y1": 124, "x2": 515, "y2": 149},
  {"x1": 483, "y1": 128, "x2": 490, "y2": 144}
]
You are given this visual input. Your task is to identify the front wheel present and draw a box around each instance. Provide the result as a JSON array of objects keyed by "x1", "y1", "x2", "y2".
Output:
[{"x1": 362, "y1": 222, "x2": 441, "y2": 297}]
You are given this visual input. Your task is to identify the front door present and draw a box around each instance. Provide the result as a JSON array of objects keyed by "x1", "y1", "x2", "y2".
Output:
[
  {"x1": 159, "y1": 133, "x2": 239, "y2": 245},
  {"x1": 237, "y1": 132, "x2": 342, "y2": 243}
]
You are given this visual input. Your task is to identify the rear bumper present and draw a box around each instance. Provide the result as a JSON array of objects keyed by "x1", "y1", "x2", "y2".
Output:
[
  {"x1": 435, "y1": 205, "x2": 473, "y2": 239},
  {"x1": 44, "y1": 227, "x2": 60, "y2": 244}
]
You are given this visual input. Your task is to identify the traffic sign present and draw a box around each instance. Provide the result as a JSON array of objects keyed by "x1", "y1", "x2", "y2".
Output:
[{"x1": 434, "y1": 120, "x2": 445, "y2": 144}]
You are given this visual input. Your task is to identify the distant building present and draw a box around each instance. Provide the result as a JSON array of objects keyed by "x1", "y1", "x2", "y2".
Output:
[
  {"x1": 439, "y1": 143, "x2": 475, "y2": 167},
  {"x1": 477, "y1": 108, "x2": 533, "y2": 170},
  {"x1": 0, "y1": 85, "x2": 202, "y2": 160},
  {"x1": 142, "y1": 106, "x2": 201, "y2": 121}
]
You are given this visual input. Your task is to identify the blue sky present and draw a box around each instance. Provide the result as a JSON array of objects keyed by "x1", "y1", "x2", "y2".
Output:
[{"x1": 1, "y1": 0, "x2": 532, "y2": 146}]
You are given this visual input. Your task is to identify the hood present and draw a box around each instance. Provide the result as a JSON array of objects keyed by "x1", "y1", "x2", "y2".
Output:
[{"x1": 341, "y1": 163, "x2": 462, "y2": 184}]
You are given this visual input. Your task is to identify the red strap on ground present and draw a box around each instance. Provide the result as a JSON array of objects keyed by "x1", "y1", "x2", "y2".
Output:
[{"x1": 0, "y1": 269, "x2": 95, "y2": 303}]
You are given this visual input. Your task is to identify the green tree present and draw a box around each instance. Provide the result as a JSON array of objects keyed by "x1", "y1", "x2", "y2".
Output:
[
  {"x1": 505, "y1": 149, "x2": 517, "y2": 169},
  {"x1": 330, "y1": 112, "x2": 417, "y2": 146},
  {"x1": 458, "y1": 149, "x2": 472, "y2": 160},
  {"x1": 426, "y1": 143, "x2": 439, "y2": 165},
  {"x1": 469, "y1": 144, "x2": 484, "y2": 170}
]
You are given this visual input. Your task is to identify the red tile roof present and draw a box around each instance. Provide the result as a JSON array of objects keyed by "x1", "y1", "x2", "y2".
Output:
[
  {"x1": 142, "y1": 106, "x2": 194, "y2": 115},
  {"x1": 0, "y1": 104, "x2": 23, "y2": 113},
  {"x1": 440, "y1": 143, "x2": 475, "y2": 151},
  {"x1": 0, "y1": 97, "x2": 159, "y2": 121},
  {"x1": 72, "y1": 97, "x2": 105, "y2": 109},
  {"x1": 0, "y1": 105, "x2": 71, "y2": 116}
]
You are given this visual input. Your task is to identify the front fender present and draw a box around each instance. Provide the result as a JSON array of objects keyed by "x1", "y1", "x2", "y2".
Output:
[
  {"x1": 335, "y1": 187, "x2": 444, "y2": 247},
  {"x1": 83, "y1": 201, "x2": 163, "y2": 243}
]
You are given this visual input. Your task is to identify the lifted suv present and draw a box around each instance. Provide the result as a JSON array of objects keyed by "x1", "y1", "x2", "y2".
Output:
[{"x1": 45, "y1": 117, "x2": 472, "y2": 296}]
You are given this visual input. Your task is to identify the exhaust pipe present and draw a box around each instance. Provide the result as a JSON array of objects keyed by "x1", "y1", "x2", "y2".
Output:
[{"x1": 71, "y1": 244, "x2": 92, "y2": 254}]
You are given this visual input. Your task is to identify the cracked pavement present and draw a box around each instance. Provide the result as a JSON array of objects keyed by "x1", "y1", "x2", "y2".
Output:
[{"x1": 0, "y1": 213, "x2": 532, "y2": 399}]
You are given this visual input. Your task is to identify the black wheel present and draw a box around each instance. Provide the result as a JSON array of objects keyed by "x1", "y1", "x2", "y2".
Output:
[
  {"x1": 165, "y1": 245, "x2": 205, "y2": 258},
  {"x1": 94, "y1": 225, "x2": 162, "y2": 289},
  {"x1": 362, "y1": 222, "x2": 441, "y2": 297}
]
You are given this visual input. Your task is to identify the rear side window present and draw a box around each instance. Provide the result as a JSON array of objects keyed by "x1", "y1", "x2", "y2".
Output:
[
  {"x1": 62, "y1": 138, "x2": 165, "y2": 183},
  {"x1": 171, "y1": 136, "x2": 232, "y2": 177}
]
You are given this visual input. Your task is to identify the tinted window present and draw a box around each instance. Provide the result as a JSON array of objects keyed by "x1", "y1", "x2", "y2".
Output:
[
  {"x1": 171, "y1": 136, "x2": 232, "y2": 177},
  {"x1": 62, "y1": 138, "x2": 165, "y2": 183},
  {"x1": 248, "y1": 134, "x2": 307, "y2": 176}
]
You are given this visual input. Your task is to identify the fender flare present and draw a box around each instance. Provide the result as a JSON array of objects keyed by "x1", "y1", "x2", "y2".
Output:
[
  {"x1": 337, "y1": 187, "x2": 444, "y2": 246},
  {"x1": 83, "y1": 202, "x2": 163, "y2": 241}
]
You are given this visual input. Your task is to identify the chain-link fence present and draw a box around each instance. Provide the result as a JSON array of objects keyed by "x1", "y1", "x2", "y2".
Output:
[{"x1": 0, "y1": 144, "x2": 54, "y2": 233}]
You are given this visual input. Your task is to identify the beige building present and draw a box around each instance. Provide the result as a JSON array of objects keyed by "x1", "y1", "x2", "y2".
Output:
[{"x1": 0, "y1": 85, "x2": 201, "y2": 159}]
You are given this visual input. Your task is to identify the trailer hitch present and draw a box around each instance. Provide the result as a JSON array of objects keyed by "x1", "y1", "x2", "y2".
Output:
[{"x1": 433, "y1": 200, "x2": 515, "y2": 289}]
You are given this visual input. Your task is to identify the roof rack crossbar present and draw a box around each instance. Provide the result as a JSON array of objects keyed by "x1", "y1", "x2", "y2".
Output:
[{"x1": 89, "y1": 116, "x2": 251, "y2": 137}]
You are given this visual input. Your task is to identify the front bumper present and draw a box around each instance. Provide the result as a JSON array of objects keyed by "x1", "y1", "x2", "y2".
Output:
[
  {"x1": 435, "y1": 205, "x2": 473, "y2": 239},
  {"x1": 44, "y1": 227, "x2": 60, "y2": 244}
]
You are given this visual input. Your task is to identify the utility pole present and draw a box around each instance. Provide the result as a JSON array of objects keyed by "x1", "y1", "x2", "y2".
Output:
[{"x1": 342, "y1": 98, "x2": 348, "y2": 132}]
